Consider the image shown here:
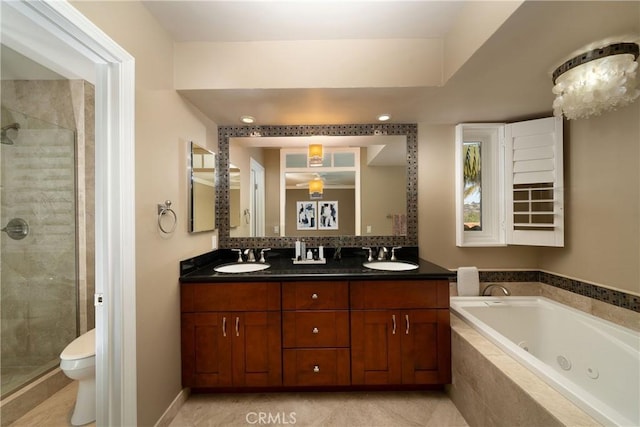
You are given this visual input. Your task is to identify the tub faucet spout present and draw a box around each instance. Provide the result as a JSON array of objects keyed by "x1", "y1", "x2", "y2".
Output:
[{"x1": 482, "y1": 284, "x2": 511, "y2": 296}]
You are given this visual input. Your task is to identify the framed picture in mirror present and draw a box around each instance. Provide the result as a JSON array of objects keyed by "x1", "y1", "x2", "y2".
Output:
[
  {"x1": 296, "y1": 201, "x2": 316, "y2": 230},
  {"x1": 318, "y1": 201, "x2": 338, "y2": 230}
]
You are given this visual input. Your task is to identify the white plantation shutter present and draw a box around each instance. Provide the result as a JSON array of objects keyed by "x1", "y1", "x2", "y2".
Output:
[{"x1": 505, "y1": 117, "x2": 564, "y2": 247}]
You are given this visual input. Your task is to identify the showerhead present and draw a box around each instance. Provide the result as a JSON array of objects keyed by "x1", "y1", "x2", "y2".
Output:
[{"x1": 1, "y1": 123, "x2": 20, "y2": 145}]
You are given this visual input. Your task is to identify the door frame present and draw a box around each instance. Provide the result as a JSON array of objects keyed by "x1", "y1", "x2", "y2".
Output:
[{"x1": 1, "y1": 1, "x2": 137, "y2": 425}]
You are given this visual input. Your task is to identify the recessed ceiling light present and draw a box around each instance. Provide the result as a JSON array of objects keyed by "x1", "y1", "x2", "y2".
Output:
[
  {"x1": 377, "y1": 114, "x2": 391, "y2": 122},
  {"x1": 240, "y1": 115, "x2": 255, "y2": 124}
]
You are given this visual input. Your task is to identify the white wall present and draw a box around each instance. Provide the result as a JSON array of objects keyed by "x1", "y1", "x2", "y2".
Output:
[{"x1": 71, "y1": 2, "x2": 219, "y2": 425}]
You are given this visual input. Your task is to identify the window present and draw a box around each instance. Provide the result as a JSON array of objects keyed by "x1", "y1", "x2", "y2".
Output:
[
  {"x1": 455, "y1": 124, "x2": 505, "y2": 246},
  {"x1": 456, "y1": 117, "x2": 563, "y2": 247},
  {"x1": 463, "y1": 141, "x2": 482, "y2": 231}
]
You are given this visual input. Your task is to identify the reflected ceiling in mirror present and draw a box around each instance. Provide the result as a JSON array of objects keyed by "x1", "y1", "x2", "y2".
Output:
[{"x1": 217, "y1": 124, "x2": 417, "y2": 249}]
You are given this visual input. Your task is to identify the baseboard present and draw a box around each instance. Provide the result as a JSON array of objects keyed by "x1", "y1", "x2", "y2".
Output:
[{"x1": 154, "y1": 387, "x2": 191, "y2": 427}]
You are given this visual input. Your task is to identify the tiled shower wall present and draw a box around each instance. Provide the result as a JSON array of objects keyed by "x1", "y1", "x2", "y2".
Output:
[{"x1": 0, "y1": 79, "x2": 94, "y2": 396}]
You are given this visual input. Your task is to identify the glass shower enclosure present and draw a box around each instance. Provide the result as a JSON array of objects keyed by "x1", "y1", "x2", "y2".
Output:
[{"x1": 0, "y1": 107, "x2": 78, "y2": 398}]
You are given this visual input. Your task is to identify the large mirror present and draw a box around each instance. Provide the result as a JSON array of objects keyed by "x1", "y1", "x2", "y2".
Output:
[
  {"x1": 189, "y1": 142, "x2": 216, "y2": 233},
  {"x1": 217, "y1": 124, "x2": 418, "y2": 249},
  {"x1": 229, "y1": 136, "x2": 407, "y2": 238}
]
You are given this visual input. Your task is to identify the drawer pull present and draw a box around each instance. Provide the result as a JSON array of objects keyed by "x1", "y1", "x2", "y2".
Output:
[
  {"x1": 235, "y1": 316, "x2": 240, "y2": 337},
  {"x1": 312, "y1": 327, "x2": 319, "y2": 334},
  {"x1": 311, "y1": 293, "x2": 319, "y2": 300},
  {"x1": 222, "y1": 316, "x2": 227, "y2": 337},
  {"x1": 405, "y1": 314, "x2": 410, "y2": 335},
  {"x1": 392, "y1": 314, "x2": 396, "y2": 335},
  {"x1": 313, "y1": 365, "x2": 320, "y2": 373}
]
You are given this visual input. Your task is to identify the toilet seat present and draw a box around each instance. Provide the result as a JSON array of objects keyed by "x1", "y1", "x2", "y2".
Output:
[
  {"x1": 60, "y1": 355, "x2": 95, "y2": 371},
  {"x1": 61, "y1": 329, "x2": 95, "y2": 360}
]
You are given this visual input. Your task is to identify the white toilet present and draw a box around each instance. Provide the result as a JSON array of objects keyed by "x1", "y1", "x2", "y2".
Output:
[{"x1": 60, "y1": 329, "x2": 96, "y2": 426}]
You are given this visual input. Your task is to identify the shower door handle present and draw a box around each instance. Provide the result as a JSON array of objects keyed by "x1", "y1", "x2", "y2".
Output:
[{"x1": 1, "y1": 218, "x2": 29, "y2": 240}]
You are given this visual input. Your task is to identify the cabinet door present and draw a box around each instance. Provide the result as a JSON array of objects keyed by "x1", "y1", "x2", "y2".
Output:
[
  {"x1": 350, "y1": 310, "x2": 401, "y2": 385},
  {"x1": 232, "y1": 311, "x2": 282, "y2": 387},
  {"x1": 400, "y1": 309, "x2": 451, "y2": 384},
  {"x1": 181, "y1": 313, "x2": 232, "y2": 387}
]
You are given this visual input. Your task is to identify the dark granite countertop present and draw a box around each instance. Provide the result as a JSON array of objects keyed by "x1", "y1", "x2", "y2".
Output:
[{"x1": 179, "y1": 247, "x2": 454, "y2": 283}]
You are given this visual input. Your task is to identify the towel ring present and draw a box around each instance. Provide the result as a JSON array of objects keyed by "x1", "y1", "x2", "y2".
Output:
[{"x1": 157, "y1": 200, "x2": 177, "y2": 234}]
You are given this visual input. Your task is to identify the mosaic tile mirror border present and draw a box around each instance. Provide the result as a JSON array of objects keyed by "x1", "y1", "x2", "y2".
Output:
[{"x1": 216, "y1": 123, "x2": 418, "y2": 249}]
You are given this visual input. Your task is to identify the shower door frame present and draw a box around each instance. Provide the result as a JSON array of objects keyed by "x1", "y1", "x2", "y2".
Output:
[{"x1": 1, "y1": 1, "x2": 137, "y2": 425}]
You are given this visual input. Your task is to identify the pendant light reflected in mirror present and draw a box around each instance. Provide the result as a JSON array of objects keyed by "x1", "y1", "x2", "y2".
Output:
[
  {"x1": 309, "y1": 176, "x2": 323, "y2": 199},
  {"x1": 308, "y1": 143, "x2": 323, "y2": 167}
]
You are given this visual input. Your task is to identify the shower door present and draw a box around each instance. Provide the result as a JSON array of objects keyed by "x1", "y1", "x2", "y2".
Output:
[{"x1": 0, "y1": 108, "x2": 78, "y2": 398}]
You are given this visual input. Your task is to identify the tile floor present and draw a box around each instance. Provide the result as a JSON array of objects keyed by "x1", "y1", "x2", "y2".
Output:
[
  {"x1": 169, "y1": 391, "x2": 469, "y2": 427},
  {"x1": 11, "y1": 384, "x2": 468, "y2": 427},
  {"x1": 9, "y1": 382, "x2": 94, "y2": 427}
]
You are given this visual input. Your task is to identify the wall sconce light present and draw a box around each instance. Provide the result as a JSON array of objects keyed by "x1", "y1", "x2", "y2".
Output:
[
  {"x1": 552, "y1": 42, "x2": 639, "y2": 120},
  {"x1": 309, "y1": 176, "x2": 323, "y2": 199},
  {"x1": 308, "y1": 143, "x2": 323, "y2": 167}
]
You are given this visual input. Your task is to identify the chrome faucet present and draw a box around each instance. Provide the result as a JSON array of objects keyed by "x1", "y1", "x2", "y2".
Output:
[
  {"x1": 231, "y1": 248, "x2": 243, "y2": 262},
  {"x1": 259, "y1": 248, "x2": 271, "y2": 263},
  {"x1": 390, "y1": 246, "x2": 402, "y2": 261},
  {"x1": 482, "y1": 284, "x2": 511, "y2": 296},
  {"x1": 377, "y1": 246, "x2": 388, "y2": 261},
  {"x1": 244, "y1": 248, "x2": 256, "y2": 262},
  {"x1": 362, "y1": 247, "x2": 374, "y2": 262}
]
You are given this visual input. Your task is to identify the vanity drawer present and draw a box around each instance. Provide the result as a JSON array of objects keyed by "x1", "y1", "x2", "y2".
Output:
[
  {"x1": 283, "y1": 349, "x2": 350, "y2": 386},
  {"x1": 283, "y1": 311, "x2": 350, "y2": 348},
  {"x1": 350, "y1": 280, "x2": 449, "y2": 310},
  {"x1": 282, "y1": 281, "x2": 349, "y2": 310},
  {"x1": 181, "y1": 282, "x2": 281, "y2": 312}
]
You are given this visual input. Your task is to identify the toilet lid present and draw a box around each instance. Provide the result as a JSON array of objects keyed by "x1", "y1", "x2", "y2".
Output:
[{"x1": 60, "y1": 329, "x2": 96, "y2": 360}]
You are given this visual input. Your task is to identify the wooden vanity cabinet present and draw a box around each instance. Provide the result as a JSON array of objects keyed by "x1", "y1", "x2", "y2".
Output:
[
  {"x1": 282, "y1": 281, "x2": 350, "y2": 386},
  {"x1": 181, "y1": 282, "x2": 282, "y2": 388},
  {"x1": 350, "y1": 280, "x2": 451, "y2": 386},
  {"x1": 180, "y1": 277, "x2": 452, "y2": 390}
]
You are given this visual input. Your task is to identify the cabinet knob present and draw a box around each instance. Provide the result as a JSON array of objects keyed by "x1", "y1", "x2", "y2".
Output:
[
  {"x1": 311, "y1": 293, "x2": 318, "y2": 300},
  {"x1": 312, "y1": 327, "x2": 319, "y2": 334},
  {"x1": 313, "y1": 365, "x2": 320, "y2": 373}
]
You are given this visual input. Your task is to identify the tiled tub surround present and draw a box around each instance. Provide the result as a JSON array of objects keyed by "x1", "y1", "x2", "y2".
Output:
[
  {"x1": 449, "y1": 315, "x2": 600, "y2": 427},
  {"x1": 448, "y1": 272, "x2": 639, "y2": 427},
  {"x1": 450, "y1": 297, "x2": 639, "y2": 426}
]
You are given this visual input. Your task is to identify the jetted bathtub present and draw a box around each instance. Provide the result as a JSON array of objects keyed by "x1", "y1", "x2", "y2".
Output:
[{"x1": 450, "y1": 296, "x2": 640, "y2": 426}]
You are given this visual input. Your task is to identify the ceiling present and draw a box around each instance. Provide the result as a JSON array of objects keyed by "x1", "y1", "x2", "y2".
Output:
[
  {"x1": 141, "y1": 1, "x2": 639, "y2": 126},
  {"x1": 142, "y1": 1, "x2": 466, "y2": 42}
]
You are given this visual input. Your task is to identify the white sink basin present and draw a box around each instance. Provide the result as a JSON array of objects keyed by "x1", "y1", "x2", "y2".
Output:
[
  {"x1": 214, "y1": 262, "x2": 271, "y2": 273},
  {"x1": 363, "y1": 261, "x2": 419, "y2": 271}
]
